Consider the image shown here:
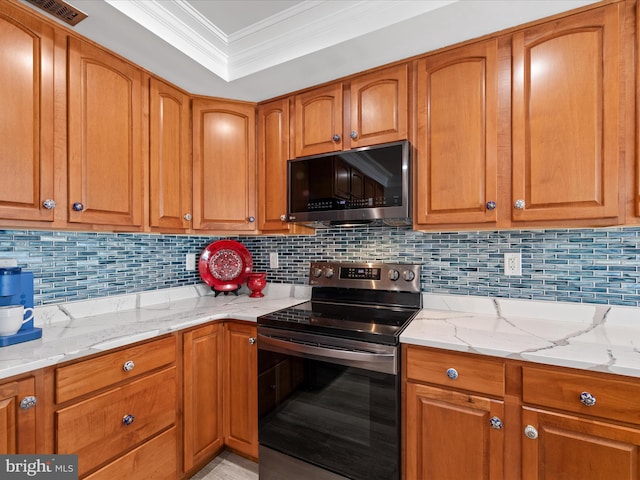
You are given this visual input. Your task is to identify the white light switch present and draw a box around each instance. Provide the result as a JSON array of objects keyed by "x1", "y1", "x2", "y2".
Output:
[
  {"x1": 269, "y1": 252, "x2": 279, "y2": 269},
  {"x1": 186, "y1": 253, "x2": 197, "y2": 271}
]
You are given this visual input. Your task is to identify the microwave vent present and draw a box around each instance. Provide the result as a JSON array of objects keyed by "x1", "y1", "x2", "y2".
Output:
[{"x1": 25, "y1": 0, "x2": 88, "y2": 26}]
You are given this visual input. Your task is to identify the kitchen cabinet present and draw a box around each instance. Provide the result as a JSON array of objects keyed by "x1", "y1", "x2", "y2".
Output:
[
  {"x1": 511, "y1": 3, "x2": 622, "y2": 224},
  {"x1": 192, "y1": 98, "x2": 257, "y2": 232},
  {"x1": 0, "y1": 376, "x2": 37, "y2": 454},
  {"x1": 223, "y1": 321, "x2": 258, "y2": 459},
  {"x1": 0, "y1": 4, "x2": 55, "y2": 222},
  {"x1": 149, "y1": 77, "x2": 192, "y2": 232},
  {"x1": 67, "y1": 37, "x2": 145, "y2": 229},
  {"x1": 415, "y1": 38, "x2": 501, "y2": 228},
  {"x1": 521, "y1": 365, "x2": 640, "y2": 479},
  {"x1": 183, "y1": 322, "x2": 224, "y2": 474},
  {"x1": 404, "y1": 345, "x2": 506, "y2": 480},
  {"x1": 54, "y1": 335, "x2": 177, "y2": 478},
  {"x1": 293, "y1": 64, "x2": 408, "y2": 157}
]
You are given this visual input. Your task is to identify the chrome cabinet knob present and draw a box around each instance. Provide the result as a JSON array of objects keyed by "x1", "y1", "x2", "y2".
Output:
[
  {"x1": 514, "y1": 199, "x2": 526, "y2": 210},
  {"x1": 524, "y1": 425, "x2": 538, "y2": 439},
  {"x1": 489, "y1": 416, "x2": 503, "y2": 430},
  {"x1": 122, "y1": 414, "x2": 135, "y2": 426},
  {"x1": 72, "y1": 202, "x2": 84, "y2": 211},
  {"x1": 248, "y1": 337, "x2": 256, "y2": 345},
  {"x1": 280, "y1": 214, "x2": 288, "y2": 222},
  {"x1": 20, "y1": 396, "x2": 37, "y2": 410},
  {"x1": 350, "y1": 131, "x2": 358, "y2": 139},
  {"x1": 446, "y1": 368, "x2": 459, "y2": 380},
  {"x1": 123, "y1": 360, "x2": 135, "y2": 372},
  {"x1": 486, "y1": 201, "x2": 496, "y2": 210},
  {"x1": 580, "y1": 391, "x2": 596, "y2": 407},
  {"x1": 42, "y1": 199, "x2": 56, "y2": 209},
  {"x1": 332, "y1": 134, "x2": 341, "y2": 143},
  {"x1": 248, "y1": 216, "x2": 255, "y2": 223},
  {"x1": 184, "y1": 213, "x2": 192, "y2": 221}
]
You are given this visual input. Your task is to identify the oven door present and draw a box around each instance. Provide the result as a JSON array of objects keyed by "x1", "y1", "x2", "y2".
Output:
[{"x1": 258, "y1": 326, "x2": 400, "y2": 480}]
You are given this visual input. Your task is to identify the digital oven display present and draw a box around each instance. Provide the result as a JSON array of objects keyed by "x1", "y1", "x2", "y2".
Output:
[{"x1": 339, "y1": 267, "x2": 381, "y2": 280}]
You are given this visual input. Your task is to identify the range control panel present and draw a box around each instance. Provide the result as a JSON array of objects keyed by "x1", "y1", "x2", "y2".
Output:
[{"x1": 308, "y1": 262, "x2": 420, "y2": 293}]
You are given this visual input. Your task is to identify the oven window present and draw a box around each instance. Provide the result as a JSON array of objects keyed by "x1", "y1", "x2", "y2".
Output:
[{"x1": 258, "y1": 349, "x2": 399, "y2": 480}]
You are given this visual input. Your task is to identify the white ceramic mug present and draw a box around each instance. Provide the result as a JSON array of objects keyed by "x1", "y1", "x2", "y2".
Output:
[{"x1": 0, "y1": 305, "x2": 34, "y2": 336}]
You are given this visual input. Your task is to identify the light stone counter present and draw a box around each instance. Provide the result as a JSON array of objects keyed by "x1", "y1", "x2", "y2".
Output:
[
  {"x1": 401, "y1": 293, "x2": 640, "y2": 378},
  {"x1": 0, "y1": 283, "x2": 311, "y2": 380}
]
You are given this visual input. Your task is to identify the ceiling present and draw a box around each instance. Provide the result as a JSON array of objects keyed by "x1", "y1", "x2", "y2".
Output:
[{"x1": 20, "y1": 0, "x2": 601, "y2": 102}]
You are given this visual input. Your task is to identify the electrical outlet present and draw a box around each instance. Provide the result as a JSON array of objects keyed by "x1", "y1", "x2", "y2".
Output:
[
  {"x1": 269, "y1": 252, "x2": 279, "y2": 269},
  {"x1": 504, "y1": 252, "x2": 522, "y2": 276},
  {"x1": 186, "y1": 253, "x2": 197, "y2": 271}
]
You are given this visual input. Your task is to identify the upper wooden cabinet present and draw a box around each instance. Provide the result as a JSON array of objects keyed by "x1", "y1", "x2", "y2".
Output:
[
  {"x1": 67, "y1": 38, "x2": 144, "y2": 229},
  {"x1": 192, "y1": 98, "x2": 257, "y2": 232},
  {"x1": 0, "y1": 6, "x2": 55, "y2": 222},
  {"x1": 511, "y1": 3, "x2": 622, "y2": 224},
  {"x1": 293, "y1": 64, "x2": 409, "y2": 157},
  {"x1": 415, "y1": 38, "x2": 501, "y2": 228},
  {"x1": 149, "y1": 78, "x2": 191, "y2": 232}
]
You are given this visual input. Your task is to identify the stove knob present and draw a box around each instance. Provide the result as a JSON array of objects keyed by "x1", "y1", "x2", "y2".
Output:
[
  {"x1": 388, "y1": 269, "x2": 400, "y2": 281},
  {"x1": 403, "y1": 270, "x2": 416, "y2": 281},
  {"x1": 324, "y1": 267, "x2": 334, "y2": 278},
  {"x1": 312, "y1": 267, "x2": 323, "y2": 278}
]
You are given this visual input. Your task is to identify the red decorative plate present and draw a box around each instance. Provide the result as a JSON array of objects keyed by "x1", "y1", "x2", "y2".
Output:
[{"x1": 199, "y1": 240, "x2": 253, "y2": 292}]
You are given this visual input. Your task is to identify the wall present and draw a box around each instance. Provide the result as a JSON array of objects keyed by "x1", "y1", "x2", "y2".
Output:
[{"x1": 4, "y1": 225, "x2": 640, "y2": 307}]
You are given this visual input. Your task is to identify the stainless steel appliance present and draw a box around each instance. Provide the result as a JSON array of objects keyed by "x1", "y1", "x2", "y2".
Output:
[
  {"x1": 286, "y1": 141, "x2": 411, "y2": 227},
  {"x1": 257, "y1": 262, "x2": 421, "y2": 480}
]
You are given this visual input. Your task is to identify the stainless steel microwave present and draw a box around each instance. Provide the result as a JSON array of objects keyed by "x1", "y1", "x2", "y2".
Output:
[{"x1": 287, "y1": 140, "x2": 411, "y2": 226}]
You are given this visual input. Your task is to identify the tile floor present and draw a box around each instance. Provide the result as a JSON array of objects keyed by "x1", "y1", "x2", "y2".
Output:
[{"x1": 190, "y1": 451, "x2": 258, "y2": 480}]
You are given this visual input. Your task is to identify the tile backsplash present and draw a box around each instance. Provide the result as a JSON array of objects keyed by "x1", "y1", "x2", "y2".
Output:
[{"x1": 4, "y1": 226, "x2": 640, "y2": 307}]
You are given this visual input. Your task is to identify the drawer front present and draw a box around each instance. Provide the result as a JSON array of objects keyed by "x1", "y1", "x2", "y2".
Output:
[
  {"x1": 84, "y1": 426, "x2": 177, "y2": 480},
  {"x1": 56, "y1": 367, "x2": 176, "y2": 476},
  {"x1": 405, "y1": 345, "x2": 505, "y2": 397},
  {"x1": 522, "y1": 366, "x2": 640, "y2": 424},
  {"x1": 56, "y1": 336, "x2": 176, "y2": 403}
]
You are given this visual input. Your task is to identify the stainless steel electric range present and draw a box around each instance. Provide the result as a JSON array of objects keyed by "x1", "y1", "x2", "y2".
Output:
[{"x1": 257, "y1": 262, "x2": 421, "y2": 480}]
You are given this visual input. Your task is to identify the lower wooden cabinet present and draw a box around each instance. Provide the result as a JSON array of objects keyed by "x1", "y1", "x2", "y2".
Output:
[
  {"x1": 0, "y1": 376, "x2": 37, "y2": 454},
  {"x1": 223, "y1": 321, "x2": 258, "y2": 459}
]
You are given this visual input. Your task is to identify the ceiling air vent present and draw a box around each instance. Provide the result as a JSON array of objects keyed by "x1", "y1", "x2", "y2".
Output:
[{"x1": 25, "y1": 0, "x2": 88, "y2": 26}]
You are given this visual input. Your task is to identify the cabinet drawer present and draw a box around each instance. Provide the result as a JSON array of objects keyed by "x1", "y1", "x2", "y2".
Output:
[
  {"x1": 56, "y1": 367, "x2": 176, "y2": 477},
  {"x1": 522, "y1": 366, "x2": 640, "y2": 424},
  {"x1": 84, "y1": 426, "x2": 177, "y2": 480},
  {"x1": 55, "y1": 336, "x2": 176, "y2": 403},
  {"x1": 405, "y1": 345, "x2": 505, "y2": 397}
]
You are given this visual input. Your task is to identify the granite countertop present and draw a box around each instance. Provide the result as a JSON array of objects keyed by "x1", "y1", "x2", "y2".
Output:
[{"x1": 2, "y1": 284, "x2": 640, "y2": 382}]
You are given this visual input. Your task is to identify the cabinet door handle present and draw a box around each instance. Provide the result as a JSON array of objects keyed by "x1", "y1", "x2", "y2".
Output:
[
  {"x1": 248, "y1": 337, "x2": 256, "y2": 345},
  {"x1": 72, "y1": 202, "x2": 84, "y2": 212},
  {"x1": 514, "y1": 199, "x2": 526, "y2": 210},
  {"x1": 122, "y1": 414, "x2": 135, "y2": 426},
  {"x1": 248, "y1": 216, "x2": 255, "y2": 223},
  {"x1": 123, "y1": 360, "x2": 135, "y2": 372},
  {"x1": 20, "y1": 396, "x2": 37, "y2": 410},
  {"x1": 489, "y1": 416, "x2": 503, "y2": 430},
  {"x1": 184, "y1": 213, "x2": 192, "y2": 221},
  {"x1": 524, "y1": 425, "x2": 538, "y2": 439},
  {"x1": 580, "y1": 391, "x2": 596, "y2": 407},
  {"x1": 446, "y1": 367, "x2": 458, "y2": 380},
  {"x1": 280, "y1": 214, "x2": 288, "y2": 222},
  {"x1": 332, "y1": 134, "x2": 341, "y2": 143},
  {"x1": 42, "y1": 199, "x2": 56, "y2": 210},
  {"x1": 350, "y1": 131, "x2": 358, "y2": 139},
  {"x1": 486, "y1": 201, "x2": 496, "y2": 210}
]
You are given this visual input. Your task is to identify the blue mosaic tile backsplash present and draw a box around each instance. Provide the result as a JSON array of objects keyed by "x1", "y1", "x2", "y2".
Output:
[{"x1": 4, "y1": 226, "x2": 640, "y2": 307}]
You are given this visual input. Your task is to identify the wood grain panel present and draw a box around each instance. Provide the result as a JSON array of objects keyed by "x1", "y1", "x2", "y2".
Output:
[{"x1": 294, "y1": 83, "x2": 343, "y2": 156}]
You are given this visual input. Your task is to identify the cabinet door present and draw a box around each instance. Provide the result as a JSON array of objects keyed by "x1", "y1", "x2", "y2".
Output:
[
  {"x1": 223, "y1": 322, "x2": 258, "y2": 459},
  {"x1": 405, "y1": 382, "x2": 504, "y2": 480},
  {"x1": 149, "y1": 78, "x2": 191, "y2": 231},
  {"x1": 192, "y1": 99, "x2": 257, "y2": 231},
  {"x1": 349, "y1": 64, "x2": 408, "y2": 149},
  {"x1": 512, "y1": 4, "x2": 621, "y2": 223},
  {"x1": 294, "y1": 83, "x2": 343, "y2": 157},
  {"x1": 258, "y1": 98, "x2": 290, "y2": 232},
  {"x1": 0, "y1": 6, "x2": 55, "y2": 222},
  {"x1": 183, "y1": 323, "x2": 224, "y2": 473},
  {"x1": 522, "y1": 407, "x2": 640, "y2": 480},
  {"x1": 0, "y1": 377, "x2": 37, "y2": 454},
  {"x1": 68, "y1": 38, "x2": 144, "y2": 228},
  {"x1": 415, "y1": 38, "x2": 500, "y2": 227}
]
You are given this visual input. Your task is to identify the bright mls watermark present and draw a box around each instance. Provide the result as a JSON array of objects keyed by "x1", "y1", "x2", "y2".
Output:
[{"x1": 0, "y1": 455, "x2": 77, "y2": 479}]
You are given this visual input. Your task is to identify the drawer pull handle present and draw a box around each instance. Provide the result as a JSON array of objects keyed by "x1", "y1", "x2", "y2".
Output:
[
  {"x1": 122, "y1": 414, "x2": 135, "y2": 426},
  {"x1": 524, "y1": 425, "x2": 538, "y2": 440},
  {"x1": 20, "y1": 396, "x2": 37, "y2": 410},
  {"x1": 489, "y1": 416, "x2": 503, "y2": 430},
  {"x1": 580, "y1": 391, "x2": 596, "y2": 407},
  {"x1": 446, "y1": 368, "x2": 458, "y2": 380},
  {"x1": 123, "y1": 360, "x2": 135, "y2": 372}
]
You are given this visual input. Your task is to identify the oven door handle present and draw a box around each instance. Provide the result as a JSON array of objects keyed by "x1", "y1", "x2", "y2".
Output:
[{"x1": 258, "y1": 333, "x2": 397, "y2": 375}]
